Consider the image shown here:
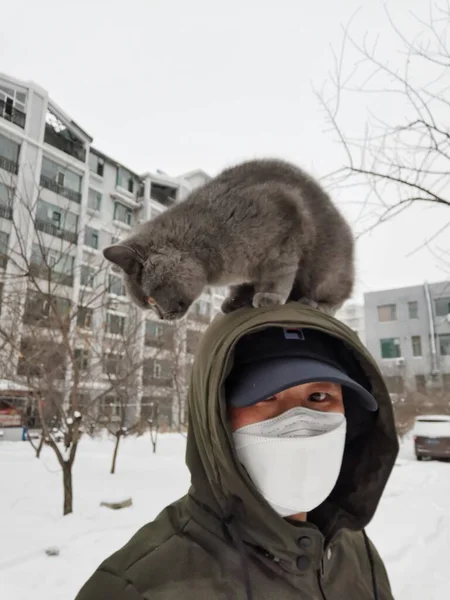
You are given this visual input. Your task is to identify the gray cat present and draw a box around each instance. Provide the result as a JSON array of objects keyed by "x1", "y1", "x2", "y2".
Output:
[{"x1": 102, "y1": 159, "x2": 354, "y2": 320}]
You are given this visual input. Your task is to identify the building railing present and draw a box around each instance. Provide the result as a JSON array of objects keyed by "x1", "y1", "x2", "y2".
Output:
[
  {"x1": 44, "y1": 125, "x2": 86, "y2": 162},
  {"x1": 29, "y1": 262, "x2": 74, "y2": 286},
  {"x1": 0, "y1": 99, "x2": 26, "y2": 129},
  {"x1": 40, "y1": 174, "x2": 82, "y2": 204},
  {"x1": 0, "y1": 155, "x2": 19, "y2": 175},
  {"x1": 0, "y1": 203, "x2": 13, "y2": 220},
  {"x1": 150, "y1": 188, "x2": 177, "y2": 207},
  {"x1": 35, "y1": 218, "x2": 77, "y2": 244}
]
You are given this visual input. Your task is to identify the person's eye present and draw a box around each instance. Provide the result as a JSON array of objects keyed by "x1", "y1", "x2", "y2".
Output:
[
  {"x1": 308, "y1": 392, "x2": 330, "y2": 402},
  {"x1": 262, "y1": 395, "x2": 277, "y2": 402}
]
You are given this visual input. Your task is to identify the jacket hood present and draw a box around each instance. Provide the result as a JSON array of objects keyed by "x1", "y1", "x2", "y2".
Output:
[{"x1": 186, "y1": 303, "x2": 399, "y2": 566}]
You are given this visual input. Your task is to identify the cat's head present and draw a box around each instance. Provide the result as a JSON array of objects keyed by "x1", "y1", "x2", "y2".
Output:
[{"x1": 102, "y1": 244, "x2": 207, "y2": 320}]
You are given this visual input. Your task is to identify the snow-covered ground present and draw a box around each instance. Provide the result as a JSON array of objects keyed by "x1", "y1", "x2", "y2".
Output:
[{"x1": 1, "y1": 433, "x2": 449, "y2": 599}]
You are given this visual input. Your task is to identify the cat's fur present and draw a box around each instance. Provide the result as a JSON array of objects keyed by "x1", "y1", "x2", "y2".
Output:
[{"x1": 103, "y1": 159, "x2": 354, "y2": 320}]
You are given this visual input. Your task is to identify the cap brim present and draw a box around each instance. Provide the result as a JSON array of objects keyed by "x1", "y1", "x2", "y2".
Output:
[{"x1": 226, "y1": 357, "x2": 378, "y2": 411}]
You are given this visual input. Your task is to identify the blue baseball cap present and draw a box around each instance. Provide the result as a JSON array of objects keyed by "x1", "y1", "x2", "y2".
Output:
[{"x1": 225, "y1": 327, "x2": 377, "y2": 411}]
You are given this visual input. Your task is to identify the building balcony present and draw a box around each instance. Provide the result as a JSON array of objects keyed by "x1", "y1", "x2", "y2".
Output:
[
  {"x1": 150, "y1": 189, "x2": 177, "y2": 207},
  {"x1": 29, "y1": 262, "x2": 74, "y2": 287},
  {"x1": 0, "y1": 203, "x2": 13, "y2": 220},
  {"x1": 0, "y1": 155, "x2": 19, "y2": 175},
  {"x1": 149, "y1": 181, "x2": 178, "y2": 208},
  {"x1": 0, "y1": 99, "x2": 26, "y2": 130},
  {"x1": 44, "y1": 125, "x2": 86, "y2": 163},
  {"x1": 40, "y1": 174, "x2": 82, "y2": 204},
  {"x1": 35, "y1": 219, "x2": 77, "y2": 244}
]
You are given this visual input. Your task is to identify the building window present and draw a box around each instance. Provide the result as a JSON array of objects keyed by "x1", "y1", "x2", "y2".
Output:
[
  {"x1": 377, "y1": 304, "x2": 397, "y2": 322},
  {"x1": 144, "y1": 321, "x2": 173, "y2": 348},
  {"x1": 150, "y1": 182, "x2": 177, "y2": 207},
  {"x1": 84, "y1": 226, "x2": 99, "y2": 249},
  {"x1": 0, "y1": 132, "x2": 20, "y2": 173},
  {"x1": 380, "y1": 337, "x2": 401, "y2": 359},
  {"x1": 116, "y1": 167, "x2": 134, "y2": 193},
  {"x1": 113, "y1": 202, "x2": 132, "y2": 225},
  {"x1": 143, "y1": 358, "x2": 172, "y2": 385},
  {"x1": 108, "y1": 274, "x2": 125, "y2": 296},
  {"x1": 435, "y1": 297, "x2": 450, "y2": 317},
  {"x1": 77, "y1": 306, "x2": 93, "y2": 329},
  {"x1": 0, "y1": 230, "x2": 9, "y2": 267},
  {"x1": 0, "y1": 182, "x2": 14, "y2": 218},
  {"x1": 88, "y1": 152, "x2": 104, "y2": 177},
  {"x1": 438, "y1": 334, "x2": 450, "y2": 356},
  {"x1": 411, "y1": 336, "x2": 422, "y2": 357},
  {"x1": 30, "y1": 243, "x2": 74, "y2": 284},
  {"x1": 88, "y1": 188, "x2": 102, "y2": 211},
  {"x1": 23, "y1": 292, "x2": 71, "y2": 328},
  {"x1": 17, "y1": 339, "x2": 66, "y2": 379},
  {"x1": 104, "y1": 354, "x2": 121, "y2": 376},
  {"x1": 98, "y1": 395, "x2": 121, "y2": 419},
  {"x1": 0, "y1": 85, "x2": 26, "y2": 111},
  {"x1": 74, "y1": 348, "x2": 89, "y2": 372},
  {"x1": 153, "y1": 360, "x2": 171, "y2": 379},
  {"x1": 145, "y1": 321, "x2": 163, "y2": 345},
  {"x1": 106, "y1": 312, "x2": 125, "y2": 335},
  {"x1": 35, "y1": 199, "x2": 78, "y2": 243},
  {"x1": 80, "y1": 265, "x2": 96, "y2": 287},
  {"x1": 40, "y1": 157, "x2": 82, "y2": 203},
  {"x1": 408, "y1": 301, "x2": 418, "y2": 319}
]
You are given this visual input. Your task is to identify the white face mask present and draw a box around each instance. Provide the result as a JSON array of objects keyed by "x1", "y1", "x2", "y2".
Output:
[{"x1": 233, "y1": 406, "x2": 347, "y2": 517}]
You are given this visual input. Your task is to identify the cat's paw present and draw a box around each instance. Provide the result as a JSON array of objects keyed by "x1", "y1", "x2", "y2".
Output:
[
  {"x1": 298, "y1": 297, "x2": 319, "y2": 309},
  {"x1": 221, "y1": 296, "x2": 252, "y2": 314},
  {"x1": 298, "y1": 297, "x2": 337, "y2": 315},
  {"x1": 252, "y1": 292, "x2": 286, "y2": 308}
]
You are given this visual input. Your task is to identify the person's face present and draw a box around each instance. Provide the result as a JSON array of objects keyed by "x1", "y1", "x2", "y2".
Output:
[{"x1": 228, "y1": 382, "x2": 344, "y2": 431}]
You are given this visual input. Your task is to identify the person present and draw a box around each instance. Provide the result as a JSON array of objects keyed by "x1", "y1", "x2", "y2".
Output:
[{"x1": 76, "y1": 303, "x2": 398, "y2": 600}]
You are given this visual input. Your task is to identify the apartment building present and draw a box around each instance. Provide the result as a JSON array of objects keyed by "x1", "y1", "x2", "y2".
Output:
[
  {"x1": 364, "y1": 282, "x2": 450, "y2": 393},
  {"x1": 0, "y1": 72, "x2": 224, "y2": 429}
]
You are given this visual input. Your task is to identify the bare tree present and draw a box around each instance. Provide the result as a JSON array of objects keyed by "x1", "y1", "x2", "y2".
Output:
[
  {"x1": 0, "y1": 171, "x2": 145, "y2": 513},
  {"x1": 320, "y1": 2, "x2": 450, "y2": 245},
  {"x1": 97, "y1": 322, "x2": 164, "y2": 474},
  {"x1": 147, "y1": 400, "x2": 159, "y2": 453}
]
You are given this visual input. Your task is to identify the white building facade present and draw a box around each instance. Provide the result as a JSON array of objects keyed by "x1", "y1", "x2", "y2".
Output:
[{"x1": 0, "y1": 72, "x2": 223, "y2": 428}]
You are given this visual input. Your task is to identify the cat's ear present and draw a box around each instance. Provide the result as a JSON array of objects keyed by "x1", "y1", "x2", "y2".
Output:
[{"x1": 103, "y1": 245, "x2": 143, "y2": 275}]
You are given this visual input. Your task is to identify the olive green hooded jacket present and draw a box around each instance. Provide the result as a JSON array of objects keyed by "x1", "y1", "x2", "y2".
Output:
[{"x1": 76, "y1": 304, "x2": 399, "y2": 600}]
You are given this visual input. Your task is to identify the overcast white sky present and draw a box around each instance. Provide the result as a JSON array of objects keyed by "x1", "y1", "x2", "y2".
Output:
[{"x1": 1, "y1": 0, "x2": 448, "y2": 300}]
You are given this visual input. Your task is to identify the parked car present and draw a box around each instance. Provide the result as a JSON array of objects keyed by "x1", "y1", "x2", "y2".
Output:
[{"x1": 413, "y1": 415, "x2": 450, "y2": 460}]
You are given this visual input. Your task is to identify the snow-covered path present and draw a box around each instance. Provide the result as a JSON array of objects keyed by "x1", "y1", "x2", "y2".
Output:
[
  {"x1": 368, "y1": 441, "x2": 450, "y2": 599},
  {"x1": 1, "y1": 434, "x2": 449, "y2": 599}
]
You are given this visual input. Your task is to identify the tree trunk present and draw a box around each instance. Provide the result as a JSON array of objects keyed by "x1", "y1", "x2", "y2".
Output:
[
  {"x1": 62, "y1": 462, "x2": 73, "y2": 516},
  {"x1": 26, "y1": 430, "x2": 45, "y2": 458},
  {"x1": 111, "y1": 433, "x2": 121, "y2": 474},
  {"x1": 36, "y1": 434, "x2": 44, "y2": 459},
  {"x1": 152, "y1": 438, "x2": 157, "y2": 454}
]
